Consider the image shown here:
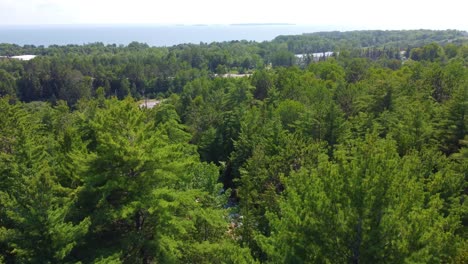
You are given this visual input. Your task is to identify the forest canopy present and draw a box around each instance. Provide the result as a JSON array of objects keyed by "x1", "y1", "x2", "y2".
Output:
[{"x1": 0, "y1": 29, "x2": 467, "y2": 263}]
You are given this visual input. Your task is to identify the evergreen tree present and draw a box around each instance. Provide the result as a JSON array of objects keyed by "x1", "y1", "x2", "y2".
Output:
[
  {"x1": 0, "y1": 99, "x2": 89, "y2": 263},
  {"x1": 263, "y1": 135, "x2": 464, "y2": 263}
]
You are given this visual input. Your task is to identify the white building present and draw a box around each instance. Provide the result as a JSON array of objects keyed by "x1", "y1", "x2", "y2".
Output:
[{"x1": 11, "y1": 55, "x2": 37, "y2": 61}]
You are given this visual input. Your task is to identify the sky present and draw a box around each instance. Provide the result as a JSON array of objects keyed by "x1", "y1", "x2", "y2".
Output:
[{"x1": 0, "y1": 0, "x2": 467, "y2": 30}]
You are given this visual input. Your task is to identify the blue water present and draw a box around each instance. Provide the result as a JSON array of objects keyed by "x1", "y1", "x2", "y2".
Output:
[{"x1": 0, "y1": 24, "x2": 339, "y2": 47}]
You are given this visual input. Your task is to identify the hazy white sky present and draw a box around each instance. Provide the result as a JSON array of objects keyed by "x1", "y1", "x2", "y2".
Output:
[{"x1": 1, "y1": 0, "x2": 467, "y2": 29}]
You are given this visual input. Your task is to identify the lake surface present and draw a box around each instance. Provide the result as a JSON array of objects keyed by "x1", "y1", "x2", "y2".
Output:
[{"x1": 0, "y1": 24, "x2": 341, "y2": 47}]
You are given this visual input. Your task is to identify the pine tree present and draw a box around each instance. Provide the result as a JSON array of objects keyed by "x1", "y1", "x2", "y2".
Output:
[
  {"x1": 0, "y1": 99, "x2": 89, "y2": 263},
  {"x1": 72, "y1": 98, "x2": 250, "y2": 263},
  {"x1": 263, "y1": 135, "x2": 464, "y2": 263}
]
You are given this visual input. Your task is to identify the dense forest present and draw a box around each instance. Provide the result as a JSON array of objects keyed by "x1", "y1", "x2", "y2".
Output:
[{"x1": 0, "y1": 30, "x2": 467, "y2": 263}]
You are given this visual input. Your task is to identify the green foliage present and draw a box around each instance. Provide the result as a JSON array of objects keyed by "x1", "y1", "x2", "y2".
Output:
[
  {"x1": 263, "y1": 136, "x2": 464, "y2": 263},
  {"x1": 274, "y1": 29, "x2": 466, "y2": 54},
  {"x1": 410, "y1": 43, "x2": 445, "y2": 62},
  {"x1": 0, "y1": 69, "x2": 16, "y2": 98},
  {"x1": 0, "y1": 99, "x2": 89, "y2": 263},
  {"x1": 1, "y1": 31, "x2": 467, "y2": 263}
]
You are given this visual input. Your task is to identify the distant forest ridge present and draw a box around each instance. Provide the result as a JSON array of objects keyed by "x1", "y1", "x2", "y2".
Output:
[{"x1": 273, "y1": 29, "x2": 468, "y2": 53}]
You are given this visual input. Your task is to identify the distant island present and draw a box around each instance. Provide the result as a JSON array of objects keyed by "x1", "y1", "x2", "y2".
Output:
[{"x1": 230, "y1": 23, "x2": 296, "y2": 26}]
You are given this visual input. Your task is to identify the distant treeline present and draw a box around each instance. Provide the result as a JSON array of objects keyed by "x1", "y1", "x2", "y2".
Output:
[
  {"x1": 274, "y1": 29, "x2": 467, "y2": 53},
  {"x1": 0, "y1": 29, "x2": 466, "y2": 106}
]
